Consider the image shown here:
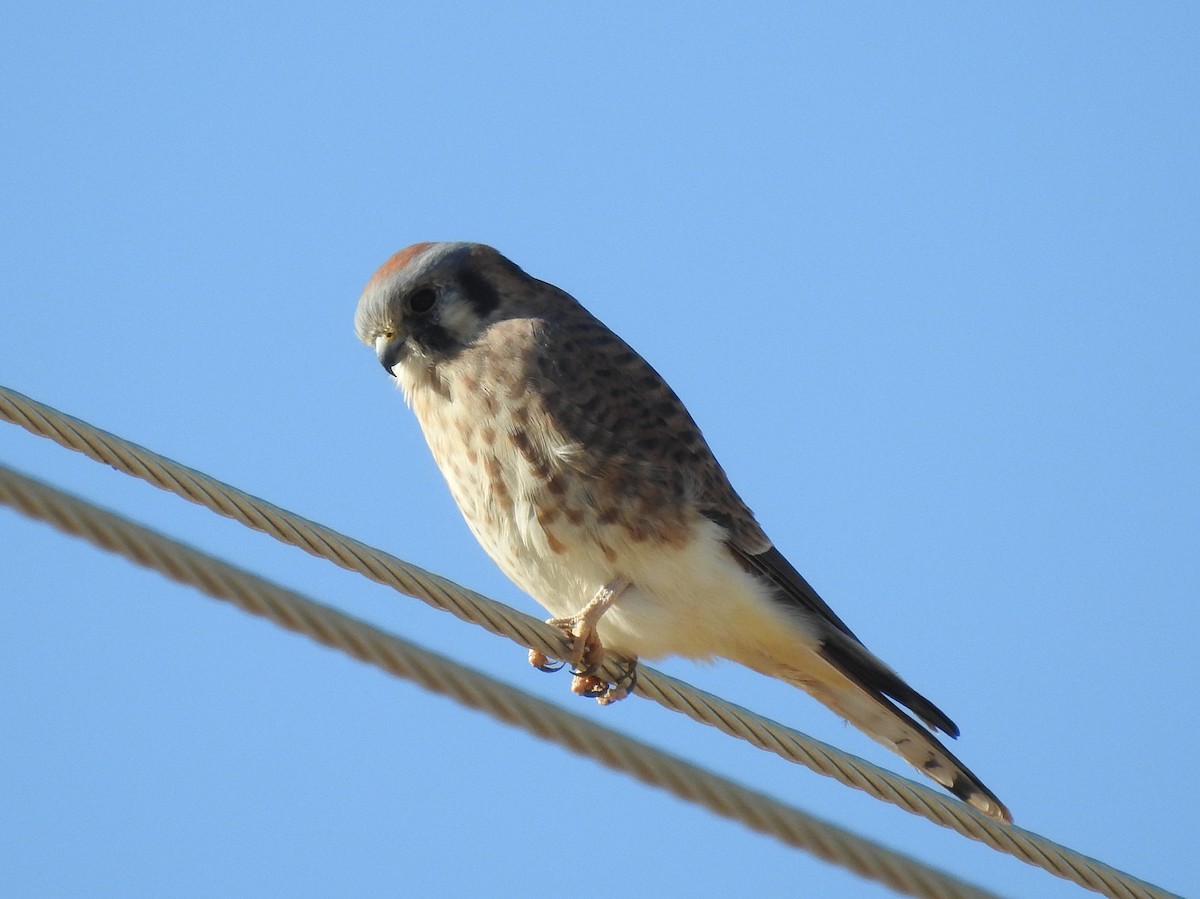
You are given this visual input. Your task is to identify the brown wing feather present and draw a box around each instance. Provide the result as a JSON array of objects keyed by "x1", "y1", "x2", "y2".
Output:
[
  {"x1": 526, "y1": 295, "x2": 755, "y2": 542},
  {"x1": 525, "y1": 293, "x2": 962, "y2": 739}
]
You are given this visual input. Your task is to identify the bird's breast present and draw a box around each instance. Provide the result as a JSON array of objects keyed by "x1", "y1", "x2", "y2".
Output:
[{"x1": 407, "y1": 372, "x2": 606, "y2": 617}]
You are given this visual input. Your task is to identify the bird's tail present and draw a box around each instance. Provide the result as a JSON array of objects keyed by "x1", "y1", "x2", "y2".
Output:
[{"x1": 770, "y1": 640, "x2": 1011, "y2": 822}]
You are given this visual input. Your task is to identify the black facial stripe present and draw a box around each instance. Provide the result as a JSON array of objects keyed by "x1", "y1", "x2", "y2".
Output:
[
  {"x1": 457, "y1": 266, "x2": 500, "y2": 317},
  {"x1": 413, "y1": 321, "x2": 457, "y2": 354}
]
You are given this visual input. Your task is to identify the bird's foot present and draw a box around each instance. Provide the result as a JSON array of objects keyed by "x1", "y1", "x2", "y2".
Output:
[
  {"x1": 566, "y1": 654, "x2": 637, "y2": 705},
  {"x1": 595, "y1": 657, "x2": 638, "y2": 706},
  {"x1": 546, "y1": 576, "x2": 630, "y2": 668},
  {"x1": 540, "y1": 578, "x2": 634, "y2": 704},
  {"x1": 570, "y1": 672, "x2": 609, "y2": 698},
  {"x1": 544, "y1": 616, "x2": 606, "y2": 670}
]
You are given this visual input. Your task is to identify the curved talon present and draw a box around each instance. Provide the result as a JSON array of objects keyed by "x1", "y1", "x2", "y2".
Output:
[
  {"x1": 597, "y1": 658, "x2": 639, "y2": 706},
  {"x1": 528, "y1": 649, "x2": 566, "y2": 672},
  {"x1": 617, "y1": 661, "x2": 639, "y2": 694},
  {"x1": 565, "y1": 657, "x2": 641, "y2": 705}
]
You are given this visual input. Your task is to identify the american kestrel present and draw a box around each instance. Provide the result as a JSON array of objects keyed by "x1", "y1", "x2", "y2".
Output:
[{"x1": 355, "y1": 241, "x2": 1010, "y2": 821}]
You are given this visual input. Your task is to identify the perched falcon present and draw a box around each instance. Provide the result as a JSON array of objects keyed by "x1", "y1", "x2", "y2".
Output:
[{"x1": 355, "y1": 241, "x2": 1010, "y2": 821}]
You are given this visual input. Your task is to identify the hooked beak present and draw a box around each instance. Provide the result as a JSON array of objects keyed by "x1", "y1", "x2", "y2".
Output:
[{"x1": 375, "y1": 331, "x2": 408, "y2": 377}]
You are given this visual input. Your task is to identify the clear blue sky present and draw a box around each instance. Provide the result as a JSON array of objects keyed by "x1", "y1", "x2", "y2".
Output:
[{"x1": 2, "y1": 4, "x2": 1196, "y2": 897}]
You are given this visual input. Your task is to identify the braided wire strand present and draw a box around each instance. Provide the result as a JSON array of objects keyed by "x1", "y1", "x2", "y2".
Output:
[
  {"x1": 0, "y1": 385, "x2": 1180, "y2": 899},
  {"x1": 1, "y1": 463, "x2": 1000, "y2": 899}
]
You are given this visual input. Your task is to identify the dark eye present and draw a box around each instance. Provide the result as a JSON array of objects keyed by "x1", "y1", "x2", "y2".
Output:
[{"x1": 408, "y1": 287, "x2": 437, "y2": 315}]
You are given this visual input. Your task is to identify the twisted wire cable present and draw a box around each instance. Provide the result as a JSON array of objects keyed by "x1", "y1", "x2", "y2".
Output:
[
  {"x1": 0, "y1": 385, "x2": 1180, "y2": 899},
  {"x1": 1, "y1": 463, "x2": 1000, "y2": 899}
]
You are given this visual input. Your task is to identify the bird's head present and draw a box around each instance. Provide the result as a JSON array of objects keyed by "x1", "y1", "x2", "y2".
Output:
[{"x1": 355, "y1": 241, "x2": 532, "y2": 377}]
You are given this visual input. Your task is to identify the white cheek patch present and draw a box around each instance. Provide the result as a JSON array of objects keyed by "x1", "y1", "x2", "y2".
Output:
[{"x1": 436, "y1": 294, "x2": 484, "y2": 345}]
